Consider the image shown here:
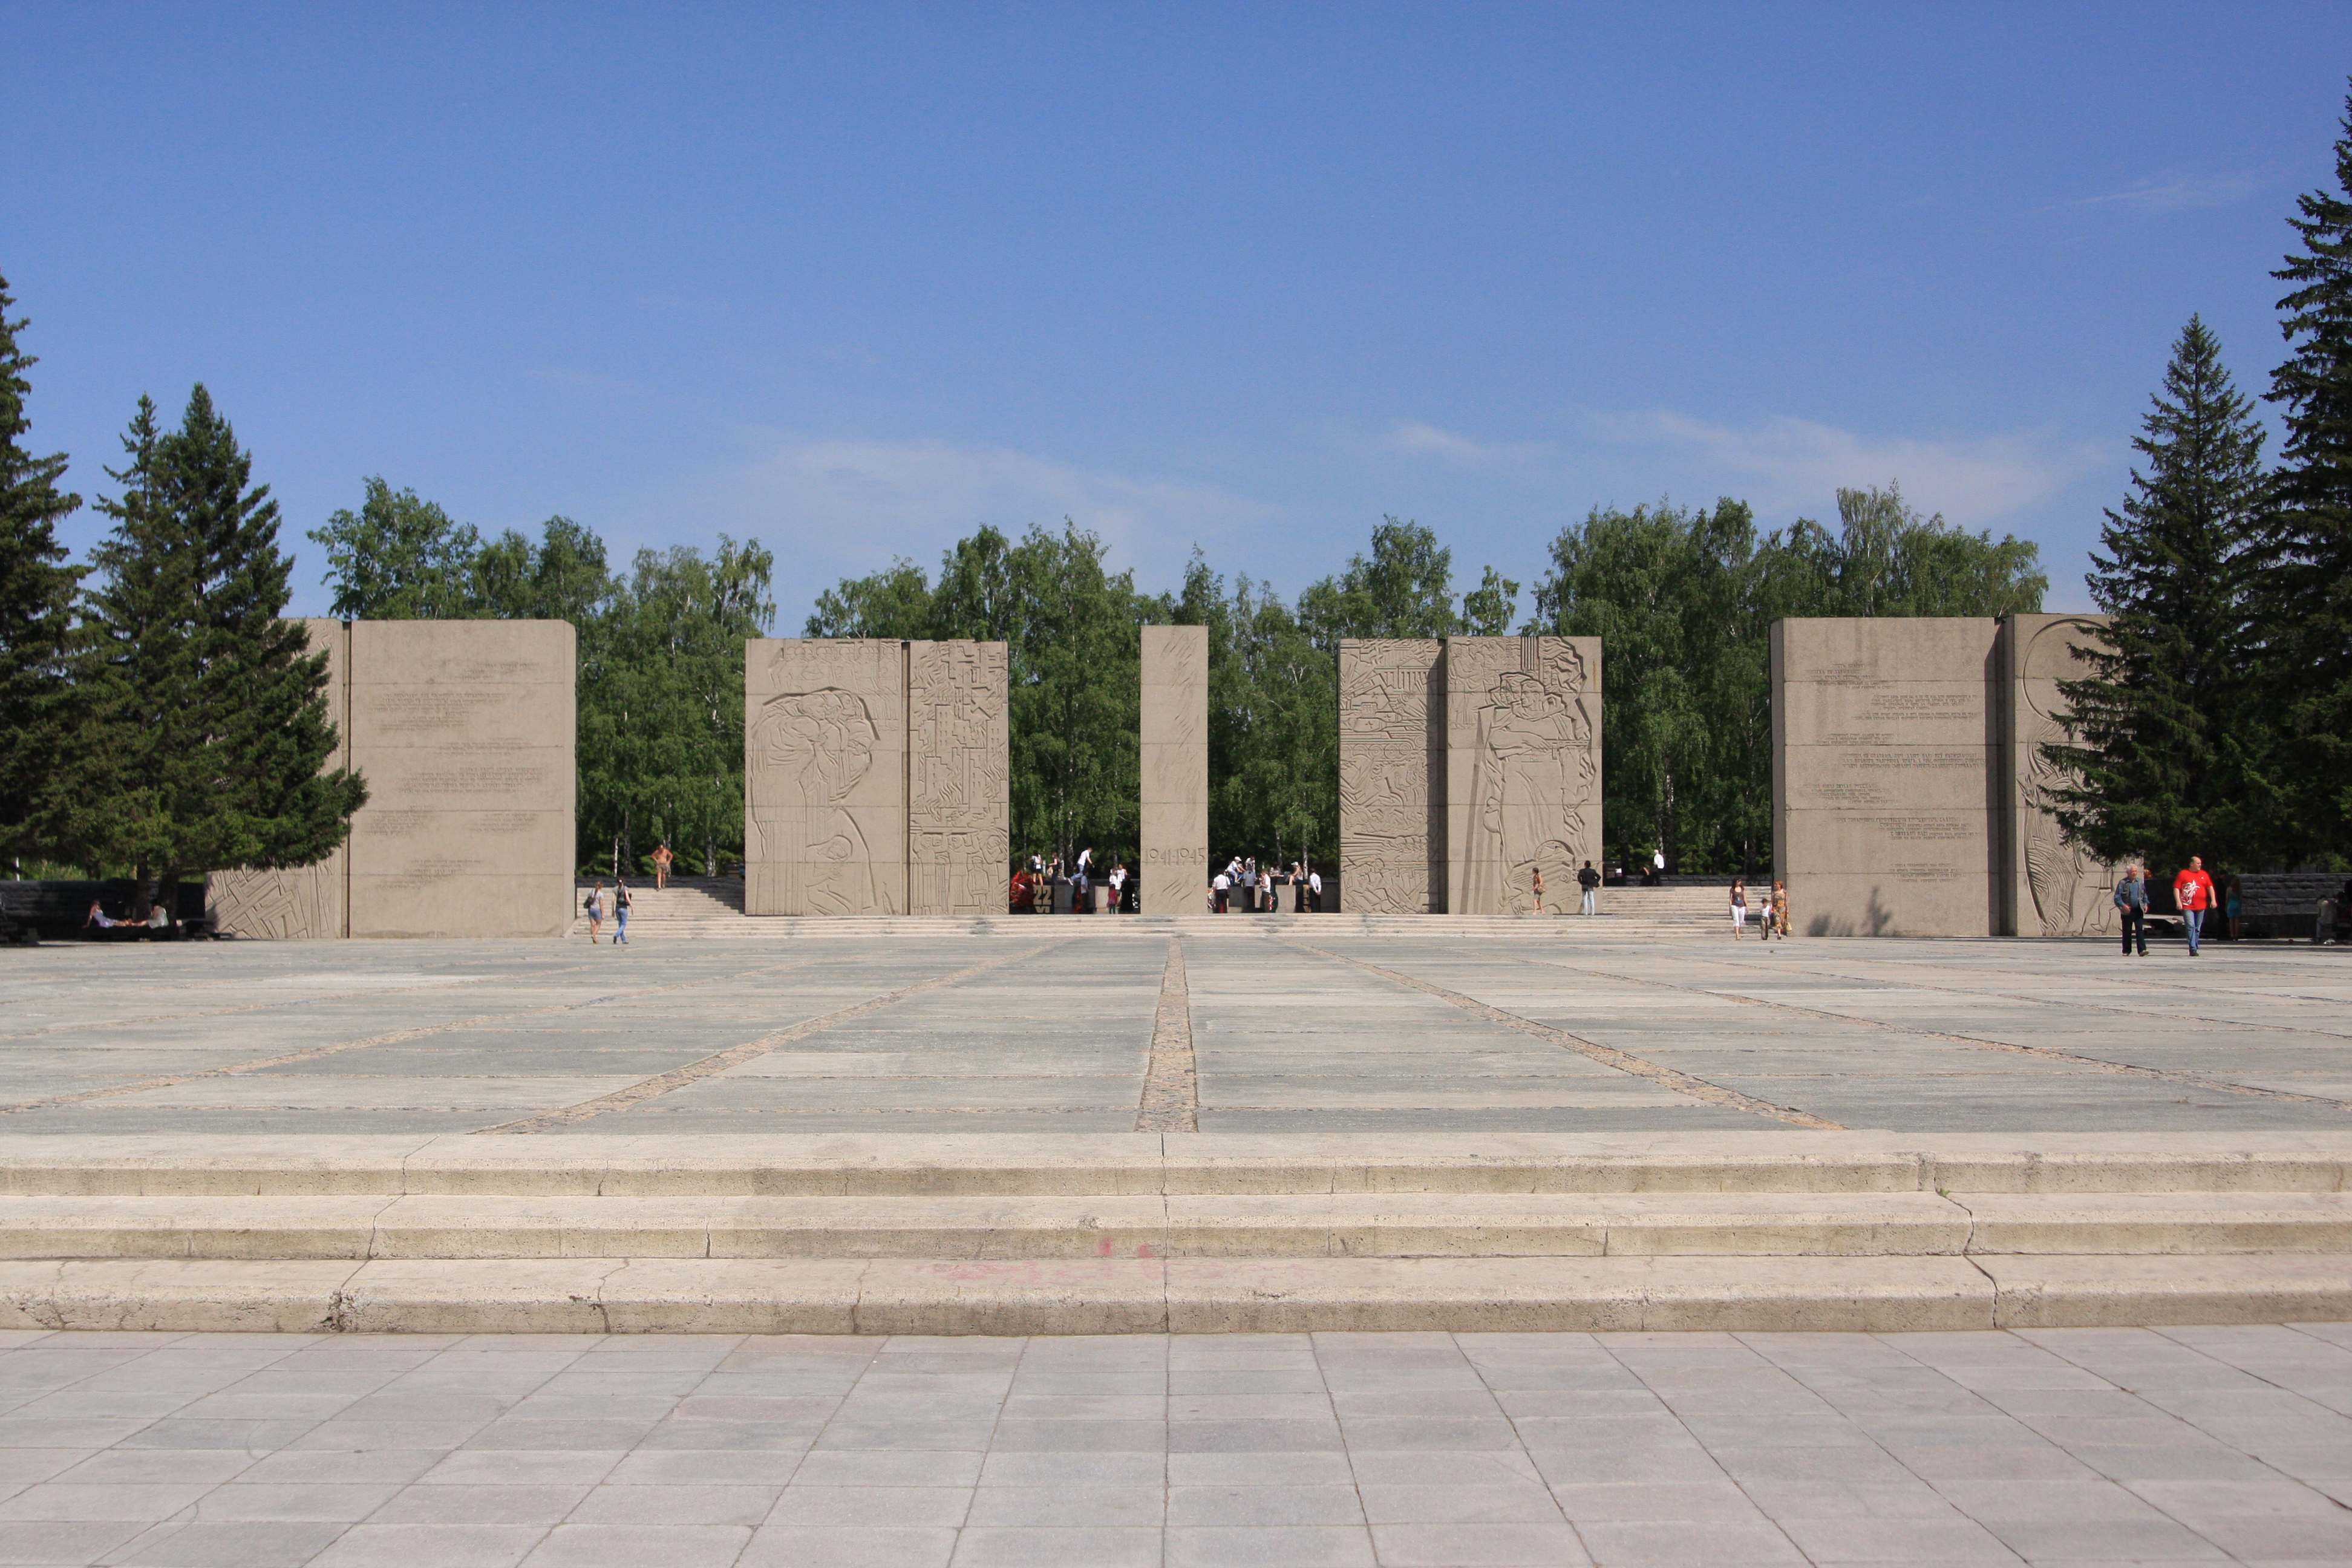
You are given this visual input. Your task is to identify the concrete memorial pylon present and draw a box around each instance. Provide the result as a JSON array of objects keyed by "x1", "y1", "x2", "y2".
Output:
[
  {"x1": 907, "y1": 640, "x2": 1011, "y2": 916},
  {"x1": 1443, "y1": 636, "x2": 1602, "y2": 916},
  {"x1": 210, "y1": 618, "x2": 577, "y2": 939},
  {"x1": 1770, "y1": 614, "x2": 2118, "y2": 938},
  {"x1": 1998, "y1": 613, "x2": 2118, "y2": 938},
  {"x1": 1337, "y1": 639, "x2": 1442, "y2": 912},
  {"x1": 1336, "y1": 636, "x2": 1601, "y2": 914},
  {"x1": 742, "y1": 638, "x2": 1010, "y2": 917},
  {"x1": 1771, "y1": 618, "x2": 2000, "y2": 938},
  {"x1": 1140, "y1": 624, "x2": 1208, "y2": 915},
  {"x1": 745, "y1": 639, "x2": 910, "y2": 916}
]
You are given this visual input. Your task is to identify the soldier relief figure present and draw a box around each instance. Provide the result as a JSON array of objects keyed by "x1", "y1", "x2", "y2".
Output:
[
  {"x1": 1464, "y1": 662, "x2": 1596, "y2": 916},
  {"x1": 752, "y1": 687, "x2": 882, "y2": 916},
  {"x1": 2020, "y1": 619, "x2": 2117, "y2": 938}
]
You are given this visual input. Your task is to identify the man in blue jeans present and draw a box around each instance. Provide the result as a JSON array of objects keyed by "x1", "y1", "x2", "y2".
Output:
[
  {"x1": 2114, "y1": 864, "x2": 2149, "y2": 956},
  {"x1": 2173, "y1": 857, "x2": 2215, "y2": 956}
]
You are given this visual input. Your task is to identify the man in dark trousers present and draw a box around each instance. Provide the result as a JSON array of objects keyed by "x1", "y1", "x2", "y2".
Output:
[{"x1": 2114, "y1": 863, "x2": 2149, "y2": 957}]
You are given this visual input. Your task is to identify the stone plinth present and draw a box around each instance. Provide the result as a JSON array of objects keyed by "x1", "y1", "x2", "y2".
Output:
[
  {"x1": 1339, "y1": 640, "x2": 1442, "y2": 913},
  {"x1": 346, "y1": 621, "x2": 575, "y2": 938},
  {"x1": 907, "y1": 641, "x2": 1010, "y2": 916},
  {"x1": 745, "y1": 639, "x2": 910, "y2": 916},
  {"x1": 1999, "y1": 614, "x2": 2117, "y2": 938},
  {"x1": 209, "y1": 619, "x2": 353, "y2": 940},
  {"x1": 1772, "y1": 618, "x2": 1999, "y2": 937},
  {"x1": 1442, "y1": 637, "x2": 1603, "y2": 916},
  {"x1": 1140, "y1": 625, "x2": 1208, "y2": 916}
]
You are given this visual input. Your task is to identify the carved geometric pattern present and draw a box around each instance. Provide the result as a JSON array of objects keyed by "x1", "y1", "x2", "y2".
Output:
[
  {"x1": 1339, "y1": 639, "x2": 1441, "y2": 913},
  {"x1": 909, "y1": 640, "x2": 1010, "y2": 916}
]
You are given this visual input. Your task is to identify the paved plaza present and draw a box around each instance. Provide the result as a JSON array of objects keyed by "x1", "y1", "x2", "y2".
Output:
[
  {"x1": 2, "y1": 1324, "x2": 2351, "y2": 1567},
  {"x1": 4, "y1": 927, "x2": 2351, "y2": 1564},
  {"x1": 2, "y1": 928, "x2": 2350, "y2": 1136}
]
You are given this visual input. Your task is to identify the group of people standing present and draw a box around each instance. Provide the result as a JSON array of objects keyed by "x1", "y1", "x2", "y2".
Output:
[
  {"x1": 1010, "y1": 851, "x2": 1132, "y2": 913},
  {"x1": 1209, "y1": 858, "x2": 1321, "y2": 913}
]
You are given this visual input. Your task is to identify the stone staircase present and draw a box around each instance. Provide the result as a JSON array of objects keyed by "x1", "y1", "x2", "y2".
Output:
[
  {"x1": 566, "y1": 881, "x2": 1737, "y2": 940},
  {"x1": 1, "y1": 1133, "x2": 2344, "y2": 1334}
]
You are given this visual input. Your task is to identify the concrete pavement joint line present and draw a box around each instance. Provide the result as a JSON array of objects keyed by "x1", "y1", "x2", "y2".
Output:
[
  {"x1": 0, "y1": 952, "x2": 844, "y2": 1118},
  {"x1": 0, "y1": 959, "x2": 607, "y2": 1043},
  {"x1": 1134, "y1": 937, "x2": 1199, "y2": 1133},
  {"x1": 1524, "y1": 951, "x2": 2352, "y2": 1113},
  {"x1": 1287, "y1": 940, "x2": 1844, "y2": 1130},
  {"x1": 479, "y1": 944, "x2": 1060, "y2": 1134}
]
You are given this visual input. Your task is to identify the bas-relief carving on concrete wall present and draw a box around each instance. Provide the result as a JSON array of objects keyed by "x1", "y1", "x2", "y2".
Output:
[
  {"x1": 211, "y1": 619, "x2": 576, "y2": 939},
  {"x1": 1338, "y1": 640, "x2": 1440, "y2": 913},
  {"x1": 1140, "y1": 625, "x2": 1209, "y2": 916},
  {"x1": 1445, "y1": 637, "x2": 1602, "y2": 916},
  {"x1": 746, "y1": 639, "x2": 908, "y2": 917},
  {"x1": 908, "y1": 640, "x2": 1010, "y2": 916},
  {"x1": 2005, "y1": 614, "x2": 2117, "y2": 938}
]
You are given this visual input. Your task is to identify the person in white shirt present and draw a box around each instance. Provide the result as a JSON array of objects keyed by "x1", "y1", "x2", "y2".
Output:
[
  {"x1": 1307, "y1": 868, "x2": 1323, "y2": 913},
  {"x1": 1108, "y1": 863, "x2": 1127, "y2": 913},
  {"x1": 1212, "y1": 870, "x2": 1231, "y2": 913}
]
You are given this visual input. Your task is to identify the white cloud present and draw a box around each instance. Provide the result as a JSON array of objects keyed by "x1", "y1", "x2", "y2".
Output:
[
  {"x1": 2055, "y1": 172, "x2": 2259, "y2": 214},
  {"x1": 1380, "y1": 421, "x2": 1552, "y2": 470},
  {"x1": 696, "y1": 434, "x2": 1281, "y2": 578},
  {"x1": 1581, "y1": 410, "x2": 2101, "y2": 527}
]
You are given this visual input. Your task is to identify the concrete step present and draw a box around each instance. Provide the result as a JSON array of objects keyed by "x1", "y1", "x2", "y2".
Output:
[
  {"x1": 4, "y1": 1190, "x2": 2343, "y2": 1263},
  {"x1": 10, "y1": 1133, "x2": 2351, "y2": 1198},
  {"x1": 7, "y1": 1135, "x2": 2337, "y2": 1333},
  {"x1": 563, "y1": 883, "x2": 1739, "y2": 939},
  {"x1": 9, "y1": 1133, "x2": 2350, "y2": 1198},
  {"x1": 4, "y1": 1253, "x2": 2345, "y2": 1335}
]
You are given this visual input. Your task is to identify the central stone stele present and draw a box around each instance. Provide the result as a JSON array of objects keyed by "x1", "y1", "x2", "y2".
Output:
[
  {"x1": 743, "y1": 638, "x2": 1008, "y2": 916},
  {"x1": 1339, "y1": 636, "x2": 1602, "y2": 914}
]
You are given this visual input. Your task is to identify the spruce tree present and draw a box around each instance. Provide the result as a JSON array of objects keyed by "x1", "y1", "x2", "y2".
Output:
[
  {"x1": 0, "y1": 275, "x2": 83, "y2": 858},
  {"x1": 2048, "y1": 317, "x2": 2271, "y2": 867},
  {"x1": 2263, "y1": 82, "x2": 2352, "y2": 861},
  {"x1": 79, "y1": 387, "x2": 364, "y2": 903}
]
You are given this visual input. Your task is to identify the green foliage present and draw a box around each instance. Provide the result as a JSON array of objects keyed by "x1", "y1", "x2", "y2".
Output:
[
  {"x1": 2263, "y1": 82, "x2": 2352, "y2": 861},
  {"x1": 812, "y1": 522, "x2": 1143, "y2": 863},
  {"x1": 1527, "y1": 500, "x2": 1765, "y2": 873},
  {"x1": 72, "y1": 387, "x2": 364, "y2": 889},
  {"x1": 580, "y1": 537, "x2": 774, "y2": 878},
  {"x1": 1528, "y1": 487, "x2": 2045, "y2": 873},
  {"x1": 0, "y1": 274, "x2": 85, "y2": 855},
  {"x1": 1154, "y1": 555, "x2": 1336, "y2": 869},
  {"x1": 1295, "y1": 517, "x2": 1514, "y2": 645},
  {"x1": 309, "y1": 478, "x2": 483, "y2": 619},
  {"x1": 2048, "y1": 319, "x2": 2275, "y2": 869}
]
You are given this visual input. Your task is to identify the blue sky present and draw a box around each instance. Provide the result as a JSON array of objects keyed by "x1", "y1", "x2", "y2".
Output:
[{"x1": 4, "y1": 4, "x2": 2345, "y2": 622}]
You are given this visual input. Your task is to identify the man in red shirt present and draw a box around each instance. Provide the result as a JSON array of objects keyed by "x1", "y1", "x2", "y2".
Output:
[{"x1": 2174, "y1": 856, "x2": 2216, "y2": 956}]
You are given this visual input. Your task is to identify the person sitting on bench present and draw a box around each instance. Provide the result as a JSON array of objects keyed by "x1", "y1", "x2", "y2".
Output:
[{"x1": 84, "y1": 900, "x2": 125, "y2": 929}]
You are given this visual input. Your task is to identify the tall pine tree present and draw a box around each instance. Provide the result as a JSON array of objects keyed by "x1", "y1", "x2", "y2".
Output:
[
  {"x1": 2264, "y1": 82, "x2": 2352, "y2": 862},
  {"x1": 76, "y1": 387, "x2": 364, "y2": 904},
  {"x1": 0, "y1": 275, "x2": 83, "y2": 860},
  {"x1": 2047, "y1": 317, "x2": 2272, "y2": 869}
]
